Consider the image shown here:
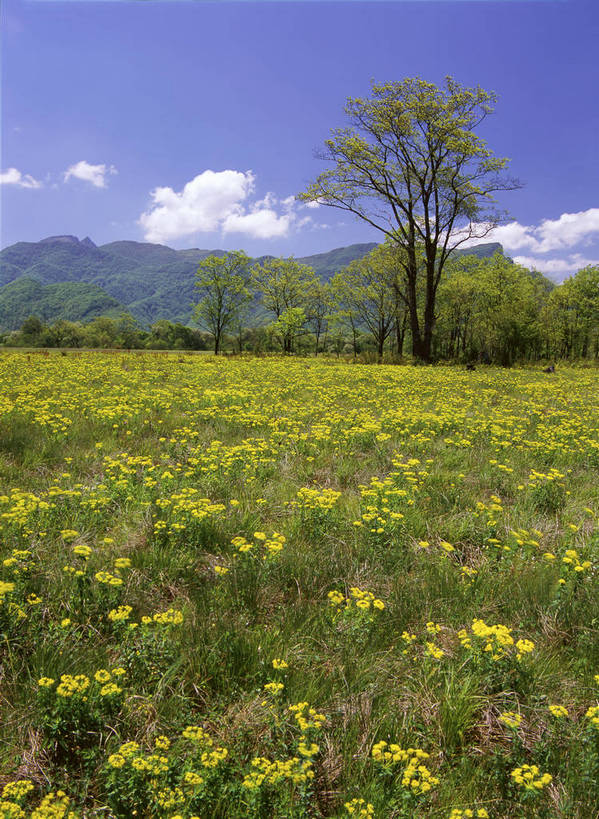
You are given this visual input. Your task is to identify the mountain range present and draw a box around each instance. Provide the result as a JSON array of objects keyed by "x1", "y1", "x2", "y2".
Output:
[{"x1": 0, "y1": 235, "x2": 504, "y2": 331}]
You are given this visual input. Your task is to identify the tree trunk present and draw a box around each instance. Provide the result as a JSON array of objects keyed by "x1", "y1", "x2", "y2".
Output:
[
  {"x1": 406, "y1": 275, "x2": 426, "y2": 361},
  {"x1": 351, "y1": 320, "x2": 358, "y2": 360},
  {"x1": 582, "y1": 332, "x2": 589, "y2": 358},
  {"x1": 419, "y1": 265, "x2": 437, "y2": 363},
  {"x1": 395, "y1": 312, "x2": 406, "y2": 359}
]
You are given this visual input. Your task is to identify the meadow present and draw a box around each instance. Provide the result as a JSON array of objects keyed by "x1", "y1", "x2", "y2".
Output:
[{"x1": 1, "y1": 351, "x2": 598, "y2": 818}]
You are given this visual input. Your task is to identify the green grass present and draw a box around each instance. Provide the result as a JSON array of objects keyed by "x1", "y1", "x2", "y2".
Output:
[{"x1": 0, "y1": 351, "x2": 598, "y2": 817}]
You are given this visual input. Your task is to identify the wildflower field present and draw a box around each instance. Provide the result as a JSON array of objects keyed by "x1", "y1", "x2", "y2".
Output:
[{"x1": 1, "y1": 351, "x2": 599, "y2": 818}]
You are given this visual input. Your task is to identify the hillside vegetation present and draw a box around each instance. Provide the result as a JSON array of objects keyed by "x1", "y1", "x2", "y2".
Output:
[
  {"x1": 0, "y1": 277, "x2": 122, "y2": 331},
  {"x1": 0, "y1": 236, "x2": 503, "y2": 328},
  {"x1": 1, "y1": 352, "x2": 598, "y2": 817}
]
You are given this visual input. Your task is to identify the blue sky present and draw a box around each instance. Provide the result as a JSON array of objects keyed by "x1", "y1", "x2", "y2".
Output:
[{"x1": 1, "y1": 0, "x2": 598, "y2": 279}]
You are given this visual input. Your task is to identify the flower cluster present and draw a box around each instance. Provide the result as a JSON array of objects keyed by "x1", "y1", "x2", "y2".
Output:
[
  {"x1": 291, "y1": 486, "x2": 341, "y2": 513},
  {"x1": 328, "y1": 587, "x2": 385, "y2": 614},
  {"x1": 231, "y1": 531, "x2": 286, "y2": 560},
  {"x1": 371, "y1": 741, "x2": 439, "y2": 795},
  {"x1": 510, "y1": 764, "x2": 552, "y2": 791},
  {"x1": 242, "y1": 756, "x2": 314, "y2": 789},
  {"x1": 345, "y1": 797, "x2": 375, "y2": 816},
  {"x1": 458, "y1": 619, "x2": 534, "y2": 663}
]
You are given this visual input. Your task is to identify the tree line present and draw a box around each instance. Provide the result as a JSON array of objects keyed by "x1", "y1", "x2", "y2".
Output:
[
  {"x1": 4, "y1": 248, "x2": 597, "y2": 364},
  {"x1": 192, "y1": 246, "x2": 598, "y2": 363},
  {"x1": 1, "y1": 314, "x2": 211, "y2": 352}
]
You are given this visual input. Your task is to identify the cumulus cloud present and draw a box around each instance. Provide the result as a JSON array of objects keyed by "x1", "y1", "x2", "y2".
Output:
[
  {"x1": 533, "y1": 209, "x2": 599, "y2": 252},
  {"x1": 450, "y1": 208, "x2": 599, "y2": 279},
  {"x1": 0, "y1": 167, "x2": 42, "y2": 189},
  {"x1": 222, "y1": 209, "x2": 291, "y2": 240},
  {"x1": 139, "y1": 169, "x2": 311, "y2": 243},
  {"x1": 456, "y1": 208, "x2": 599, "y2": 254},
  {"x1": 512, "y1": 253, "x2": 599, "y2": 276},
  {"x1": 64, "y1": 160, "x2": 117, "y2": 188}
]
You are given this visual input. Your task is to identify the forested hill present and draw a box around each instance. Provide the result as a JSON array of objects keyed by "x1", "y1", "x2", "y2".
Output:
[
  {"x1": 0, "y1": 235, "x2": 504, "y2": 329},
  {"x1": 0, "y1": 277, "x2": 123, "y2": 331}
]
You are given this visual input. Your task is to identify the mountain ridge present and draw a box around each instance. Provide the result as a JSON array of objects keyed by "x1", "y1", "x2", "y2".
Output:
[{"x1": 0, "y1": 236, "x2": 504, "y2": 330}]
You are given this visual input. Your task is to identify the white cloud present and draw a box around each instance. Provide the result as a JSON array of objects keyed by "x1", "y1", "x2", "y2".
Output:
[
  {"x1": 252, "y1": 191, "x2": 278, "y2": 211},
  {"x1": 64, "y1": 160, "x2": 117, "y2": 188},
  {"x1": 0, "y1": 167, "x2": 42, "y2": 189},
  {"x1": 448, "y1": 208, "x2": 599, "y2": 279},
  {"x1": 139, "y1": 169, "x2": 310, "y2": 243},
  {"x1": 456, "y1": 208, "x2": 599, "y2": 254},
  {"x1": 483, "y1": 222, "x2": 537, "y2": 251},
  {"x1": 534, "y1": 209, "x2": 599, "y2": 252},
  {"x1": 513, "y1": 253, "x2": 599, "y2": 277},
  {"x1": 223, "y1": 209, "x2": 291, "y2": 240}
]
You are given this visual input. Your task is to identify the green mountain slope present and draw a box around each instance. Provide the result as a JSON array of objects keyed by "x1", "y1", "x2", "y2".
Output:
[
  {"x1": 0, "y1": 276, "x2": 123, "y2": 331},
  {"x1": 0, "y1": 235, "x2": 508, "y2": 329},
  {"x1": 0, "y1": 237, "x2": 207, "y2": 325},
  {"x1": 453, "y1": 242, "x2": 505, "y2": 260},
  {"x1": 297, "y1": 243, "x2": 378, "y2": 279},
  {"x1": 0, "y1": 236, "x2": 381, "y2": 326}
]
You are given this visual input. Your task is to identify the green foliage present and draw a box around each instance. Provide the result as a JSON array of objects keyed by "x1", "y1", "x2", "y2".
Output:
[
  {"x1": 4, "y1": 314, "x2": 211, "y2": 350},
  {"x1": 0, "y1": 276, "x2": 122, "y2": 331},
  {"x1": 252, "y1": 258, "x2": 318, "y2": 318},
  {"x1": 332, "y1": 246, "x2": 398, "y2": 361},
  {"x1": 436, "y1": 253, "x2": 550, "y2": 364},
  {"x1": 0, "y1": 236, "x2": 377, "y2": 329},
  {"x1": 251, "y1": 258, "x2": 319, "y2": 353},
  {"x1": 36, "y1": 669, "x2": 126, "y2": 764},
  {"x1": 269, "y1": 308, "x2": 308, "y2": 355},
  {"x1": 1, "y1": 236, "x2": 597, "y2": 363},
  {"x1": 193, "y1": 251, "x2": 252, "y2": 354},
  {"x1": 300, "y1": 77, "x2": 520, "y2": 361},
  {"x1": 542, "y1": 265, "x2": 599, "y2": 359}
]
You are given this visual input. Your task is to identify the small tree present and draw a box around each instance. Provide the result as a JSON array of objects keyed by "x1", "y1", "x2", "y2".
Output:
[
  {"x1": 269, "y1": 308, "x2": 308, "y2": 354},
  {"x1": 334, "y1": 247, "x2": 396, "y2": 362},
  {"x1": 194, "y1": 251, "x2": 252, "y2": 355},
  {"x1": 436, "y1": 255, "x2": 482, "y2": 360},
  {"x1": 19, "y1": 315, "x2": 45, "y2": 347},
  {"x1": 542, "y1": 265, "x2": 599, "y2": 359},
  {"x1": 436, "y1": 253, "x2": 546, "y2": 365},
  {"x1": 307, "y1": 281, "x2": 332, "y2": 355},
  {"x1": 116, "y1": 313, "x2": 145, "y2": 349},
  {"x1": 330, "y1": 275, "x2": 362, "y2": 360},
  {"x1": 327, "y1": 313, "x2": 349, "y2": 357},
  {"x1": 251, "y1": 257, "x2": 318, "y2": 319},
  {"x1": 233, "y1": 305, "x2": 252, "y2": 355},
  {"x1": 300, "y1": 76, "x2": 520, "y2": 361},
  {"x1": 85, "y1": 316, "x2": 119, "y2": 349},
  {"x1": 45, "y1": 319, "x2": 87, "y2": 349},
  {"x1": 566, "y1": 265, "x2": 599, "y2": 358}
]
